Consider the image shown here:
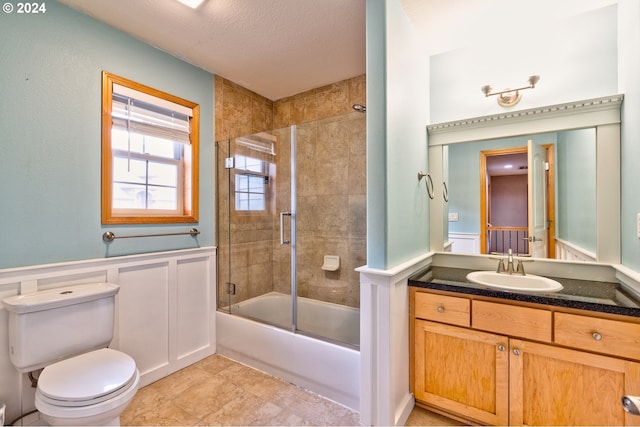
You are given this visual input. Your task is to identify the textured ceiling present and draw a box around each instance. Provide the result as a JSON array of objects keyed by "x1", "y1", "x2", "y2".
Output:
[
  {"x1": 58, "y1": 0, "x2": 616, "y2": 100},
  {"x1": 58, "y1": 0, "x2": 366, "y2": 100}
]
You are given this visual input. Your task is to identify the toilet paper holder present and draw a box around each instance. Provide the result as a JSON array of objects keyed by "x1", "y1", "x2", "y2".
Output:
[{"x1": 321, "y1": 255, "x2": 340, "y2": 271}]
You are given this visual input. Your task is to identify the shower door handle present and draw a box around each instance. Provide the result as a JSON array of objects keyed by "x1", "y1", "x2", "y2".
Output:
[{"x1": 280, "y1": 212, "x2": 292, "y2": 244}]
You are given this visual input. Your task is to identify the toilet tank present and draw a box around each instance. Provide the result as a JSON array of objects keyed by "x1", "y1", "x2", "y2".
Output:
[{"x1": 3, "y1": 282, "x2": 120, "y2": 373}]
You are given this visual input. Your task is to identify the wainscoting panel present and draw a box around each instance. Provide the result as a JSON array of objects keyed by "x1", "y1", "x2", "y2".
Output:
[
  {"x1": 117, "y1": 262, "x2": 171, "y2": 379},
  {"x1": 0, "y1": 247, "x2": 216, "y2": 424},
  {"x1": 176, "y1": 257, "x2": 215, "y2": 360}
]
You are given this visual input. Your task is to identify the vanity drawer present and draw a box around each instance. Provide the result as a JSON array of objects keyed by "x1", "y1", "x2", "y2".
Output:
[
  {"x1": 472, "y1": 300, "x2": 552, "y2": 342},
  {"x1": 554, "y1": 312, "x2": 640, "y2": 360},
  {"x1": 414, "y1": 292, "x2": 470, "y2": 327}
]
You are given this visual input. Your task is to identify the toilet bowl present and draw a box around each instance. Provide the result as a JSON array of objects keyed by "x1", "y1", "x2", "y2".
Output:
[
  {"x1": 3, "y1": 283, "x2": 139, "y2": 426},
  {"x1": 34, "y1": 349, "x2": 140, "y2": 426}
]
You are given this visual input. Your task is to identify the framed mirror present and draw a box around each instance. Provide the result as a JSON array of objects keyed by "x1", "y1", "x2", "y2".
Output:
[{"x1": 428, "y1": 94, "x2": 623, "y2": 264}]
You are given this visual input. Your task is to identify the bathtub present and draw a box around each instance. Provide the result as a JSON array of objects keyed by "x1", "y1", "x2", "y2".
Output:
[
  {"x1": 228, "y1": 292, "x2": 359, "y2": 346},
  {"x1": 216, "y1": 292, "x2": 360, "y2": 411}
]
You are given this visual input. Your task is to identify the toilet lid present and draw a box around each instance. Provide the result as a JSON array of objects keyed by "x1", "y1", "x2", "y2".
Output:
[{"x1": 38, "y1": 348, "x2": 137, "y2": 404}]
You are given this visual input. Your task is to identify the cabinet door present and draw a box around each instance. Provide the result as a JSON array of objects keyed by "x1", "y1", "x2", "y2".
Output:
[
  {"x1": 414, "y1": 319, "x2": 509, "y2": 425},
  {"x1": 510, "y1": 339, "x2": 640, "y2": 426}
]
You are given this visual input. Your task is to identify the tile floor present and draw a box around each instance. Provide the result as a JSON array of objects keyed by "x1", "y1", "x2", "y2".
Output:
[
  {"x1": 121, "y1": 354, "x2": 359, "y2": 426},
  {"x1": 405, "y1": 406, "x2": 466, "y2": 426},
  {"x1": 121, "y1": 353, "x2": 463, "y2": 426}
]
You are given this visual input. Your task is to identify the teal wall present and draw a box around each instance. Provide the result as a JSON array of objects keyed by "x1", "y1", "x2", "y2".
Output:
[
  {"x1": 365, "y1": 0, "x2": 387, "y2": 269},
  {"x1": 556, "y1": 129, "x2": 596, "y2": 253},
  {"x1": 366, "y1": 0, "x2": 429, "y2": 269},
  {"x1": 0, "y1": 2, "x2": 214, "y2": 269}
]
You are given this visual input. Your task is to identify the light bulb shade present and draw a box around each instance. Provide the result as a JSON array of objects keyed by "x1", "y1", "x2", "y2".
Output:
[{"x1": 528, "y1": 75, "x2": 540, "y2": 87}]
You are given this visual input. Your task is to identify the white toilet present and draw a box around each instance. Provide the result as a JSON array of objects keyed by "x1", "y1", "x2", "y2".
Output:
[{"x1": 3, "y1": 282, "x2": 139, "y2": 426}]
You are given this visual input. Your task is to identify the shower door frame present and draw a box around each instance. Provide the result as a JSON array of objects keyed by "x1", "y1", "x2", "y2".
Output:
[{"x1": 287, "y1": 125, "x2": 298, "y2": 333}]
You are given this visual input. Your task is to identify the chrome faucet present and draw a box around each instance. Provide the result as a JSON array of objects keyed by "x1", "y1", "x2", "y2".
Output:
[
  {"x1": 505, "y1": 249, "x2": 516, "y2": 274},
  {"x1": 490, "y1": 248, "x2": 530, "y2": 275}
]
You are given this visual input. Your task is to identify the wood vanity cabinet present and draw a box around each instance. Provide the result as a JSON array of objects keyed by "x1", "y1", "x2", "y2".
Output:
[
  {"x1": 413, "y1": 318, "x2": 510, "y2": 425},
  {"x1": 410, "y1": 287, "x2": 640, "y2": 426}
]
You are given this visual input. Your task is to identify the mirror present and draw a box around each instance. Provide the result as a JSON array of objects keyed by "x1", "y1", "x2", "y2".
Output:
[
  {"x1": 428, "y1": 95, "x2": 623, "y2": 264},
  {"x1": 443, "y1": 129, "x2": 595, "y2": 260}
]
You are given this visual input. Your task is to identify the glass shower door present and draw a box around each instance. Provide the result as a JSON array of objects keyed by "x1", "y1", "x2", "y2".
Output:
[
  {"x1": 216, "y1": 128, "x2": 294, "y2": 330},
  {"x1": 217, "y1": 114, "x2": 363, "y2": 348}
]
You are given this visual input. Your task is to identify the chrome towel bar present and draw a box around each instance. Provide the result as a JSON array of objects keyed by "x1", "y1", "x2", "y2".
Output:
[{"x1": 102, "y1": 228, "x2": 200, "y2": 242}]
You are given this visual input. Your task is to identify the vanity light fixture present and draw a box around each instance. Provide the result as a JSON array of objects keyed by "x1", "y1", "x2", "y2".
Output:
[
  {"x1": 481, "y1": 75, "x2": 540, "y2": 107},
  {"x1": 176, "y1": 0, "x2": 205, "y2": 8}
]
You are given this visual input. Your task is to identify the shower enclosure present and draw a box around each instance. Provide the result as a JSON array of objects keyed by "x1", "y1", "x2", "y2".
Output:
[{"x1": 216, "y1": 112, "x2": 365, "y2": 348}]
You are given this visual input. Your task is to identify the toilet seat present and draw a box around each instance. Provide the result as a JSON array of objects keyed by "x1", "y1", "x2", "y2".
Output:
[
  {"x1": 37, "y1": 348, "x2": 137, "y2": 406},
  {"x1": 35, "y1": 348, "x2": 139, "y2": 422},
  {"x1": 35, "y1": 376, "x2": 138, "y2": 425}
]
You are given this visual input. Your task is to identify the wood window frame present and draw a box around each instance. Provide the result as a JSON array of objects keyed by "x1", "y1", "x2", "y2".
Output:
[{"x1": 101, "y1": 71, "x2": 199, "y2": 224}]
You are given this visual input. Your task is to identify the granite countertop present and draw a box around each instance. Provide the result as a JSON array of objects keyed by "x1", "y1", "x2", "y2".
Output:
[{"x1": 409, "y1": 266, "x2": 640, "y2": 318}]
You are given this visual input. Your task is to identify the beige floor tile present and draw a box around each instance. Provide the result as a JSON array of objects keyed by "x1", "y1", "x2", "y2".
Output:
[
  {"x1": 199, "y1": 394, "x2": 283, "y2": 426},
  {"x1": 122, "y1": 354, "x2": 461, "y2": 426},
  {"x1": 171, "y1": 376, "x2": 244, "y2": 420},
  {"x1": 122, "y1": 401, "x2": 200, "y2": 426},
  {"x1": 405, "y1": 405, "x2": 467, "y2": 426},
  {"x1": 121, "y1": 354, "x2": 360, "y2": 426}
]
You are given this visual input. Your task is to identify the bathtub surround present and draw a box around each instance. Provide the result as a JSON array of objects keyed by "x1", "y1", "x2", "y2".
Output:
[
  {"x1": 214, "y1": 76, "x2": 275, "y2": 142},
  {"x1": 215, "y1": 74, "x2": 366, "y2": 140},
  {"x1": 216, "y1": 75, "x2": 366, "y2": 309},
  {"x1": 214, "y1": 76, "x2": 365, "y2": 408}
]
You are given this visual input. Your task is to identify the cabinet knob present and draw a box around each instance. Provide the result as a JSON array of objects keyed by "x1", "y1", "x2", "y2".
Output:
[
  {"x1": 592, "y1": 332, "x2": 603, "y2": 341},
  {"x1": 513, "y1": 349, "x2": 521, "y2": 356},
  {"x1": 437, "y1": 306, "x2": 444, "y2": 313},
  {"x1": 497, "y1": 344, "x2": 506, "y2": 352}
]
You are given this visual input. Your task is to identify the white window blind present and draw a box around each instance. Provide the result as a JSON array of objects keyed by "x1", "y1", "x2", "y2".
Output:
[{"x1": 112, "y1": 83, "x2": 193, "y2": 144}]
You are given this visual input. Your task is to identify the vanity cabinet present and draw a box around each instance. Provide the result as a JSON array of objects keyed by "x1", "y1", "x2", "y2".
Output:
[
  {"x1": 509, "y1": 338, "x2": 640, "y2": 425},
  {"x1": 413, "y1": 319, "x2": 509, "y2": 425},
  {"x1": 410, "y1": 287, "x2": 640, "y2": 426}
]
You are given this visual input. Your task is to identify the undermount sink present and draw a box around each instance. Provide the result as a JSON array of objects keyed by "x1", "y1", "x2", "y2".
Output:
[{"x1": 466, "y1": 271, "x2": 564, "y2": 293}]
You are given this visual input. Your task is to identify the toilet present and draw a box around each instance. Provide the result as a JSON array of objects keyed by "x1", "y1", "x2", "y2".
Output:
[{"x1": 3, "y1": 282, "x2": 139, "y2": 426}]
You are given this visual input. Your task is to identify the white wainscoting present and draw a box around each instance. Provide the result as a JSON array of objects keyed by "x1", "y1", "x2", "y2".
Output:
[
  {"x1": 0, "y1": 247, "x2": 216, "y2": 423},
  {"x1": 357, "y1": 253, "x2": 433, "y2": 426},
  {"x1": 555, "y1": 238, "x2": 597, "y2": 262},
  {"x1": 448, "y1": 232, "x2": 481, "y2": 254}
]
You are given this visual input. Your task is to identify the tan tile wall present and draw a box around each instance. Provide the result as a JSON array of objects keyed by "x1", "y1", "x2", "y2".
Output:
[
  {"x1": 286, "y1": 113, "x2": 366, "y2": 308},
  {"x1": 273, "y1": 74, "x2": 366, "y2": 128},
  {"x1": 216, "y1": 75, "x2": 365, "y2": 309},
  {"x1": 214, "y1": 75, "x2": 274, "y2": 141}
]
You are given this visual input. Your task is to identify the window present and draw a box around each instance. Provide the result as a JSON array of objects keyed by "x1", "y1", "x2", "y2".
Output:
[
  {"x1": 234, "y1": 155, "x2": 267, "y2": 211},
  {"x1": 101, "y1": 71, "x2": 199, "y2": 224}
]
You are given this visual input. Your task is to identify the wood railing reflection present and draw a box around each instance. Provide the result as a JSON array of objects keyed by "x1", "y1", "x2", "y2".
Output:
[{"x1": 487, "y1": 226, "x2": 529, "y2": 256}]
